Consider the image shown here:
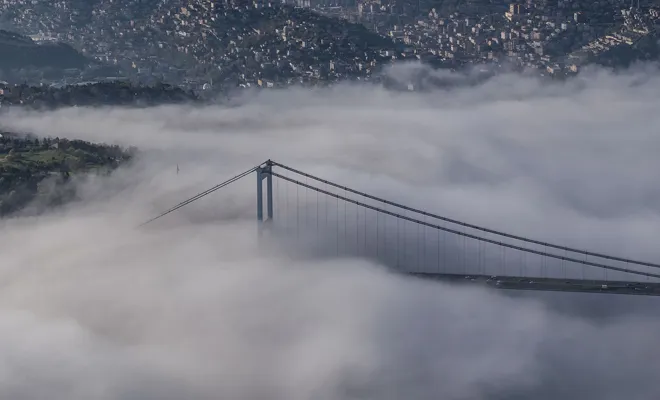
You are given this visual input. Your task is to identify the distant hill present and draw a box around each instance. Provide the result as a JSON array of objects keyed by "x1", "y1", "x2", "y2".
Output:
[
  {"x1": 594, "y1": 33, "x2": 660, "y2": 68},
  {"x1": 0, "y1": 81, "x2": 198, "y2": 109},
  {"x1": 0, "y1": 0, "x2": 402, "y2": 88},
  {"x1": 0, "y1": 29, "x2": 88, "y2": 70}
]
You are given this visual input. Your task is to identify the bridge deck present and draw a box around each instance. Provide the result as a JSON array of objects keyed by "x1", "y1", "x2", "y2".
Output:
[{"x1": 408, "y1": 272, "x2": 660, "y2": 296}]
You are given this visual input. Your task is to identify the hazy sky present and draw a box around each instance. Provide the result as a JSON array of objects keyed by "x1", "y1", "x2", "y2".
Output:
[{"x1": 1, "y1": 63, "x2": 660, "y2": 399}]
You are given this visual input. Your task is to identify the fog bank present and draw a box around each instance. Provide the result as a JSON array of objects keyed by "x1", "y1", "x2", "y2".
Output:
[{"x1": 1, "y1": 64, "x2": 660, "y2": 398}]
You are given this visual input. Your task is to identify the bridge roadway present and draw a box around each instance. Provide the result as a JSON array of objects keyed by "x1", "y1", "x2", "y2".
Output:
[{"x1": 408, "y1": 273, "x2": 660, "y2": 296}]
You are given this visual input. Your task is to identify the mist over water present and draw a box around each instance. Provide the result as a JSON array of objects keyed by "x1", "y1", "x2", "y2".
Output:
[{"x1": 2, "y1": 64, "x2": 660, "y2": 399}]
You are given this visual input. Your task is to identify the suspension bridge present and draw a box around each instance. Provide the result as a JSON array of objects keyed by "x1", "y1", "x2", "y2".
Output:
[{"x1": 141, "y1": 160, "x2": 660, "y2": 296}]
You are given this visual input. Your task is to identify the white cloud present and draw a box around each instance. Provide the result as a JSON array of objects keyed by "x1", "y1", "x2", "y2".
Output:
[{"x1": 1, "y1": 64, "x2": 660, "y2": 398}]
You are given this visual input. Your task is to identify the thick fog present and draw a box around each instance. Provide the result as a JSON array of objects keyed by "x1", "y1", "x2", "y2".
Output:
[{"x1": 2, "y1": 64, "x2": 660, "y2": 399}]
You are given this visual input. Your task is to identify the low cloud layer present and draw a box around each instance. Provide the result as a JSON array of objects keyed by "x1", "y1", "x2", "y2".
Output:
[{"x1": 2, "y1": 64, "x2": 660, "y2": 399}]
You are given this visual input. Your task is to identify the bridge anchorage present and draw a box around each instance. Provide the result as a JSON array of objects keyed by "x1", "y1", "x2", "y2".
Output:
[{"x1": 142, "y1": 160, "x2": 660, "y2": 297}]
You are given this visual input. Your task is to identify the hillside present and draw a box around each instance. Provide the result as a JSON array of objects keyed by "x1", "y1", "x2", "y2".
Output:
[
  {"x1": 0, "y1": 133, "x2": 134, "y2": 216},
  {"x1": 0, "y1": 29, "x2": 88, "y2": 70},
  {"x1": 0, "y1": 0, "x2": 403, "y2": 89},
  {"x1": 0, "y1": 81, "x2": 198, "y2": 109},
  {"x1": 0, "y1": 79, "x2": 196, "y2": 216}
]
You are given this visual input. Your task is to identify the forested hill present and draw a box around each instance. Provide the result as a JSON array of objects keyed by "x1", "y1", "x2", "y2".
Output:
[
  {"x1": 0, "y1": 80, "x2": 200, "y2": 216},
  {"x1": 0, "y1": 29, "x2": 88, "y2": 70},
  {"x1": 0, "y1": 132, "x2": 135, "y2": 217},
  {"x1": 0, "y1": 0, "x2": 401, "y2": 88},
  {"x1": 0, "y1": 81, "x2": 198, "y2": 109}
]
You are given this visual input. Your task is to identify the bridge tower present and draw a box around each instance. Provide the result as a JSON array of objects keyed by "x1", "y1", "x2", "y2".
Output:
[{"x1": 256, "y1": 160, "x2": 274, "y2": 232}]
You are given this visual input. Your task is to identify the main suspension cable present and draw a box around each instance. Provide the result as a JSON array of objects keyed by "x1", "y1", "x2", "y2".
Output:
[
  {"x1": 271, "y1": 161, "x2": 660, "y2": 269},
  {"x1": 138, "y1": 164, "x2": 262, "y2": 227},
  {"x1": 271, "y1": 171, "x2": 660, "y2": 279}
]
